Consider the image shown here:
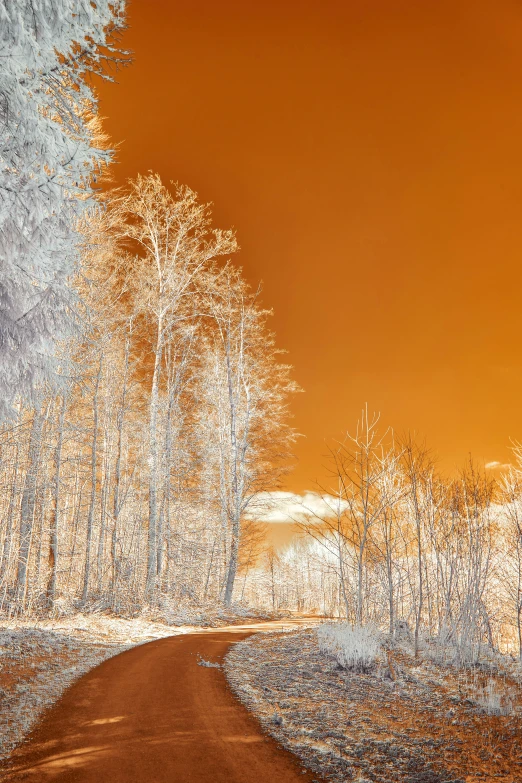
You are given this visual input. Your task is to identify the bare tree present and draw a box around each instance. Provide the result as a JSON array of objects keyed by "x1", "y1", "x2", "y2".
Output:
[
  {"x1": 114, "y1": 174, "x2": 237, "y2": 593},
  {"x1": 328, "y1": 408, "x2": 393, "y2": 624},
  {"x1": 499, "y1": 465, "x2": 522, "y2": 659},
  {"x1": 201, "y1": 267, "x2": 298, "y2": 605}
]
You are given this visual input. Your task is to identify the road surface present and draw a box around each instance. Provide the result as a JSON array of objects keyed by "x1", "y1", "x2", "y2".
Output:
[{"x1": 2, "y1": 622, "x2": 320, "y2": 782}]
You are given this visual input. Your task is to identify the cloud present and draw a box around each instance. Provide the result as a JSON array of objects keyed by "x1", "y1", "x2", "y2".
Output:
[
  {"x1": 485, "y1": 461, "x2": 512, "y2": 471},
  {"x1": 246, "y1": 491, "x2": 347, "y2": 525}
]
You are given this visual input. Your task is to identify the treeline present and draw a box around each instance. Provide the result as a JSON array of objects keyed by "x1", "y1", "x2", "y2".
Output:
[
  {"x1": 241, "y1": 410, "x2": 522, "y2": 662},
  {"x1": 0, "y1": 175, "x2": 296, "y2": 617}
]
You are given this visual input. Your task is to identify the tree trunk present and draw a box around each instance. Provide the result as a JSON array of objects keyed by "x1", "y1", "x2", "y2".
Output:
[
  {"x1": 110, "y1": 327, "x2": 131, "y2": 599},
  {"x1": 387, "y1": 553, "x2": 395, "y2": 637},
  {"x1": 34, "y1": 457, "x2": 50, "y2": 592},
  {"x1": 82, "y1": 355, "x2": 102, "y2": 603},
  {"x1": 0, "y1": 447, "x2": 19, "y2": 586},
  {"x1": 147, "y1": 321, "x2": 164, "y2": 594},
  {"x1": 357, "y1": 554, "x2": 364, "y2": 624},
  {"x1": 17, "y1": 405, "x2": 44, "y2": 606},
  {"x1": 517, "y1": 601, "x2": 522, "y2": 662},
  {"x1": 414, "y1": 525, "x2": 423, "y2": 657},
  {"x1": 97, "y1": 447, "x2": 111, "y2": 592},
  {"x1": 338, "y1": 538, "x2": 351, "y2": 620},
  {"x1": 47, "y1": 395, "x2": 66, "y2": 605},
  {"x1": 223, "y1": 511, "x2": 240, "y2": 606},
  {"x1": 223, "y1": 333, "x2": 246, "y2": 607}
]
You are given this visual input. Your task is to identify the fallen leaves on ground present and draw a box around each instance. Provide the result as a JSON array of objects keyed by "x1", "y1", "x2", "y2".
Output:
[{"x1": 224, "y1": 629, "x2": 522, "y2": 783}]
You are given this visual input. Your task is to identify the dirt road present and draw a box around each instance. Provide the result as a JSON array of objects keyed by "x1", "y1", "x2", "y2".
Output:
[{"x1": 2, "y1": 622, "x2": 320, "y2": 782}]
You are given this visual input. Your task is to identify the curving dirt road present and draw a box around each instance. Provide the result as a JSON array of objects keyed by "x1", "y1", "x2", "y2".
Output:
[{"x1": 2, "y1": 622, "x2": 320, "y2": 782}]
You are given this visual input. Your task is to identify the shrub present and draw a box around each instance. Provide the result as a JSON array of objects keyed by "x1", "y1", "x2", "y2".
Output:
[
  {"x1": 316, "y1": 622, "x2": 381, "y2": 671},
  {"x1": 472, "y1": 677, "x2": 514, "y2": 716}
]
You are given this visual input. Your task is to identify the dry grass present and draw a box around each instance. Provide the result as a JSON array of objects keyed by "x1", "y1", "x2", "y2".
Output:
[{"x1": 224, "y1": 628, "x2": 522, "y2": 783}]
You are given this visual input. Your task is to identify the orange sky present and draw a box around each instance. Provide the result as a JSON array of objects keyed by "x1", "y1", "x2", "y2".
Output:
[{"x1": 98, "y1": 0, "x2": 522, "y2": 493}]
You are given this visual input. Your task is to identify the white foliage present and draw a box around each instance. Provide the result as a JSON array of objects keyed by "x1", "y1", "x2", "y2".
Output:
[
  {"x1": 472, "y1": 676, "x2": 514, "y2": 716},
  {"x1": 197, "y1": 657, "x2": 221, "y2": 668},
  {"x1": 0, "y1": 0, "x2": 126, "y2": 417},
  {"x1": 316, "y1": 622, "x2": 381, "y2": 670}
]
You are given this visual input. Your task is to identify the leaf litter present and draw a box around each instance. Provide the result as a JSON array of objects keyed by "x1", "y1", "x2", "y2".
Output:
[{"x1": 224, "y1": 628, "x2": 522, "y2": 783}]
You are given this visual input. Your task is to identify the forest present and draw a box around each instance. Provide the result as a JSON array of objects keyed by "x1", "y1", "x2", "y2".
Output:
[
  {"x1": 0, "y1": 172, "x2": 297, "y2": 618},
  {"x1": 0, "y1": 0, "x2": 521, "y2": 667},
  {"x1": 2, "y1": 4, "x2": 522, "y2": 782}
]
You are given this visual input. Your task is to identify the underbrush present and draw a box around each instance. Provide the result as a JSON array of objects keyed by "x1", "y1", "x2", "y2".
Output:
[
  {"x1": 140, "y1": 597, "x2": 286, "y2": 627},
  {"x1": 0, "y1": 594, "x2": 286, "y2": 628},
  {"x1": 316, "y1": 622, "x2": 381, "y2": 671},
  {"x1": 471, "y1": 676, "x2": 515, "y2": 716},
  {"x1": 0, "y1": 624, "x2": 136, "y2": 763}
]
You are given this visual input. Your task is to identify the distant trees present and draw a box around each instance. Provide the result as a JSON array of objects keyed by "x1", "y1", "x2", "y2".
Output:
[
  {"x1": 0, "y1": 0, "x2": 127, "y2": 418},
  {"x1": 498, "y1": 452, "x2": 522, "y2": 660},
  {"x1": 300, "y1": 409, "x2": 402, "y2": 626},
  {"x1": 246, "y1": 412, "x2": 520, "y2": 662}
]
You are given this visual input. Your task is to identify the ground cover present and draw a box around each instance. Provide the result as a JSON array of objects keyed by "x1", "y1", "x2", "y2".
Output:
[{"x1": 224, "y1": 628, "x2": 522, "y2": 783}]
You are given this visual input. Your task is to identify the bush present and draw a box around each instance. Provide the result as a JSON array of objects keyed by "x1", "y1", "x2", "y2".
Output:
[
  {"x1": 472, "y1": 676, "x2": 514, "y2": 716},
  {"x1": 316, "y1": 622, "x2": 381, "y2": 671}
]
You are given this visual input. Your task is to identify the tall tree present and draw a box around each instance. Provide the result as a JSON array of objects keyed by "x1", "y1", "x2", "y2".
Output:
[
  {"x1": 115, "y1": 174, "x2": 237, "y2": 593},
  {"x1": 0, "y1": 0, "x2": 127, "y2": 418},
  {"x1": 201, "y1": 268, "x2": 298, "y2": 605}
]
